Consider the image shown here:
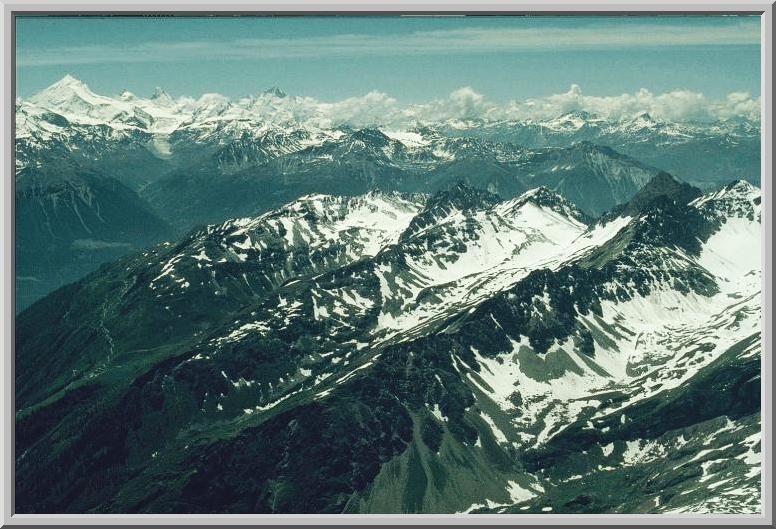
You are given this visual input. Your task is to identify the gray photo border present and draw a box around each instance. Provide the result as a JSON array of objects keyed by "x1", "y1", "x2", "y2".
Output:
[{"x1": 0, "y1": 1, "x2": 773, "y2": 527}]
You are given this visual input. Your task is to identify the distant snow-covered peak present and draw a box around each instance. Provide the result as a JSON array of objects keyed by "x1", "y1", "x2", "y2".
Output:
[
  {"x1": 540, "y1": 111, "x2": 603, "y2": 132},
  {"x1": 632, "y1": 111, "x2": 657, "y2": 124},
  {"x1": 379, "y1": 129, "x2": 430, "y2": 149},
  {"x1": 28, "y1": 75, "x2": 143, "y2": 128},
  {"x1": 150, "y1": 87, "x2": 175, "y2": 106},
  {"x1": 30, "y1": 75, "x2": 100, "y2": 106},
  {"x1": 46, "y1": 74, "x2": 90, "y2": 92},
  {"x1": 609, "y1": 111, "x2": 700, "y2": 139},
  {"x1": 264, "y1": 87, "x2": 287, "y2": 98},
  {"x1": 118, "y1": 89, "x2": 137, "y2": 102}
]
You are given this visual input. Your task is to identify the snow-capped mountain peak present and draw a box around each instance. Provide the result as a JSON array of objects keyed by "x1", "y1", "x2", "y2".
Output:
[
  {"x1": 723, "y1": 178, "x2": 759, "y2": 197},
  {"x1": 150, "y1": 86, "x2": 174, "y2": 106},
  {"x1": 632, "y1": 111, "x2": 657, "y2": 125},
  {"x1": 47, "y1": 73, "x2": 89, "y2": 91},
  {"x1": 399, "y1": 183, "x2": 499, "y2": 240},
  {"x1": 264, "y1": 86, "x2": 287, "y2": 98},
  {"x1": 26, "y1": 75, "x2": 137, "y2": 127},
  {"x1": 118, "y1": 89, "x2": 137, "y2": 102},
  {"x1": 701, "y1": 179, "x2": 759, "y2": 202},
  {"x1": 541, "y1": 110, "x2": 603, "y2": 131},
  {"x1": 692, "y1": 179, "x2": 761, "y2": 222},
  {"x1": 30, "y1": 75, "x2": 100, "y2": 107},
  {"x1": 502, "y1": 186, "x2": 589, "y2": 225}
]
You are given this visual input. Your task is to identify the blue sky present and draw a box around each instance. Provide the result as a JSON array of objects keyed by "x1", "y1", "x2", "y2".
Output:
[{"x1": 16, "y1": 15, "x2": 761, "y2": 102}]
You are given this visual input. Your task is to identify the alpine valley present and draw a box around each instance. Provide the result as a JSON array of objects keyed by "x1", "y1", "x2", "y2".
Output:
[{"x1": 15, "y1": 77, "x2": 762, "y2": 515}]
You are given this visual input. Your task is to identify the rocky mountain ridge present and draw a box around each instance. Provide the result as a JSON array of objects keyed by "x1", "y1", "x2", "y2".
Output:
[{"x1": 15, "y1": 174, "x2": 762, "y2": 514}]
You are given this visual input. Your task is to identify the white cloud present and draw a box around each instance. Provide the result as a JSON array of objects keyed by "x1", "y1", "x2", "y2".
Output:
[
  {"x1": 398, "y1": 87, "x2": 491, "y2": 125},
  {"x1": 429, "y1": 85, "x2": 761, "y2": 123},
  {"x1": 715, "y1": 91, "x2": 761, "y2": 121},
  {"x1": 317, "y1": 91, "x2": 399, "y2": 128},
  {"x1": 399, "y1": 85, "x2": 759, "y2": 124}
]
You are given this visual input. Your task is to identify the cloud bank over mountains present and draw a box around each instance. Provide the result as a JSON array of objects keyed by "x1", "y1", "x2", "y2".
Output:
[
  {"x1": 317, "y1": 85, "x2": 761, "y2": 127},
  {"x1": 20, "y1": 76, "x2": 761, "y2": 132}
]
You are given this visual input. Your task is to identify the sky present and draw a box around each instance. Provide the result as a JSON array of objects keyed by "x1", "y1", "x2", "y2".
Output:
[{"x1": 15, "y1": 15, "x2": 761, "y2": 103}]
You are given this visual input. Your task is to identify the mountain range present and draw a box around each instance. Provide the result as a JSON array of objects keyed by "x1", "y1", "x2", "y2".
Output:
[
  {"x1": 441, "y1": 110, "x2": 760, "y2": 190},
  {"x1": 15, "y1": 169, "x2": 762, "y2": 514},
  {"x1": 14, "y1": 77, "x2": 759, "y2": 310}
]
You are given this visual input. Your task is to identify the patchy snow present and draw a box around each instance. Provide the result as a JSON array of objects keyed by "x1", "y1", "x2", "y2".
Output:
[
  {"x1": 697, "y1": 216, "x2": 761, "y2": 295},
  {"x1": 480, "y1": 411, "x2": 509, "y2": 444},
  {"x1": 506, "y1": 481, "x2": 538, "y2": 503},
  {"x1": 379, "y1": 129, "x2": 430, "y2": 148}
]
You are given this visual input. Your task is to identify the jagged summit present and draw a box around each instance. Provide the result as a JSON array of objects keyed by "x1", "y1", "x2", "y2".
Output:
[
  {"x1": 32, "y1": 74, "x2": 95, "y2": 102},
  {"x1": 633, "y1": 111, "x2": 656, "y2": 122},
  {"x1": 640, "y1": 171, "x2": 701, "y2": 201},
  {"x1": 692, "y1": 179, "x2": 761, "y2": 222},
  {"x1": 349, "y1": 127, "x2": 392, "y2": 146},
  {"x1": 118, "y1": 89, "x2": 137, "y2": 101},
  {"x1": 519, "y1": 185, "x2": 554, "y2": 199},
  {"x1": 430, "y1": 181, "x2": 500, "y2": 210},
  {"x1": 705, "y1": 179, "x2": 760, "y2": 207},
  {"x1": 569, "y1": 139, "x2": 616, "y2": 154},
  {"x1": 49, "y1": 74, "x2": 87, "y2": 89},
  {"x1": 559, "y1": 109, "x2": 598, "y2": 121},
  {"x1": 264, "y1": 86, "x2": 287, "y2": 98},
  {"x1": 617, "y1": 171, "x2": 702, "y2": 218},
  {"x1": 509, "y1": 186, "x2": 590, "y2": 224},
  {"x1": 399, "y1": 183, "x2": 500, "y2": 241},
  {"x1": 645, "y1": 170, "x2": 681, "y2": 188},
  {"x1": 361, "y1": 187, "x2": 422, "y2": 203},
  {"x1": 541, "y1": 110, "x2": 604, "y2": 130},
  {"x1": 151, "y1": 86, "x2": 169, "y2": 99},
  {"x1": 150, "y1": 87, "x2": 174, "y2": 106},
  {"x1": 721, "y1": 179, "x2": 758, "y2": 194}
]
